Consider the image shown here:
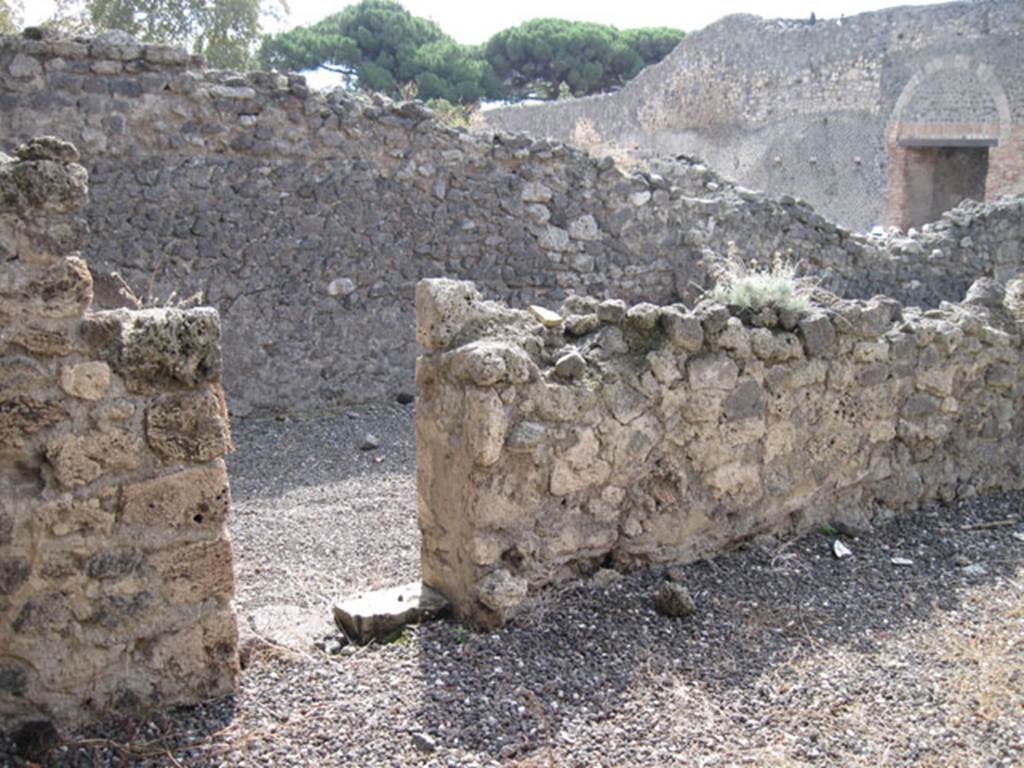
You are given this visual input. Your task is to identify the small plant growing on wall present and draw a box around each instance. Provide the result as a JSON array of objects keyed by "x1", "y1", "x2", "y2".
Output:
[{"x1": 707, "y1": 249, "x2": 816, "y2": 314}]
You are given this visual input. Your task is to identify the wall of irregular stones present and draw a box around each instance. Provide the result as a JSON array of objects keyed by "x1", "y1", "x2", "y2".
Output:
[
  {"x1": 0, "y1": 28, "x2": 1022, "y2": 415},
  {"x1": 415, "y1": 278, "x2": 1024, "y2": 627},
  {"x1": 0, "y1": 138, "x2": 238, "y2": 728},
  {"x1": 479, "y1": 0, "x2": 1024, "y2": 233}
]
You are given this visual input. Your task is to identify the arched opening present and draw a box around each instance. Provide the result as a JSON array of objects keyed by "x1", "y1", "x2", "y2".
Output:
[{"x1": 883, "y1": 58, "x2": 1010, "y2": 229}]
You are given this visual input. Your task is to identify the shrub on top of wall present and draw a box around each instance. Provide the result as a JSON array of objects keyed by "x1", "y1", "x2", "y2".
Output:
[{"x1": 708, "y1": 254, "x2": 817, "y2": 316}]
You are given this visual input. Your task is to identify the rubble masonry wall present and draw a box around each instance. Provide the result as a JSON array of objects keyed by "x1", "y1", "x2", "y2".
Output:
[
  {"x1": 415, "y1": 278, "x2": 1024, "y2": 627},
  {"x1": 479, "y1": 0, "x2": 1024, "y2": 232},
  {"x1": 0, "y1": 138, "x2": 238, "y2": 728},
  {"x1": 2, "y1": 29, "x2": 1022, "y2": 415}
]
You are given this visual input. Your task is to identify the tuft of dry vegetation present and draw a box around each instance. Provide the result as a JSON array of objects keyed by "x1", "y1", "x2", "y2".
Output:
[{"x1": 707, "y1": 251, "x2": 817, "y2": 313}]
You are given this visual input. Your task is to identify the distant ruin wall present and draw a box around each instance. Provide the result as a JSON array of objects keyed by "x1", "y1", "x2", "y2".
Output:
[
  {"x1": 479, "y1": 0, "x2": 1024, "y2": 233},
  {"x1": 0, "y1": 138, "x2": 238, "y2": 728},
  {"x1": 415, "y1": 278, "x2": 1024, "y2": 627},
  {"x1": 1, "y1": 28, "x2": 1022, "y2": 415}
]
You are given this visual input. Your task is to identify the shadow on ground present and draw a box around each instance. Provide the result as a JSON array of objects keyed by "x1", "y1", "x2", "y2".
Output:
[{"x1": 411, "y1": 491, "x2": 1023, "y2": 764}]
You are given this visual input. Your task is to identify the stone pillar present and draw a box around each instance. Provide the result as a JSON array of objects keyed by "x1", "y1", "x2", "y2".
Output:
[{"x1": 0, "y1": 138, "x2": 238, "y2": 729}]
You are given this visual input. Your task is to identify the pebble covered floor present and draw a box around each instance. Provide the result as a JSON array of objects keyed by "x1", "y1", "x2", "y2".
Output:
[{"x1": 3, "y1": 404, "x2": 1022, "y2": 767}]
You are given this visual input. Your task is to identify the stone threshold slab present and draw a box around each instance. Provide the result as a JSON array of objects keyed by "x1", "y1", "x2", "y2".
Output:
[{"x1": 334, "y1": 581, "x2": 450, "y2": 645}]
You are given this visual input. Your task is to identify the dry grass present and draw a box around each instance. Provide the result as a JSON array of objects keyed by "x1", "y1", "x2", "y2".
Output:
[{"x1": 707, "y1": 252, "x2": 817, "y2": 314}]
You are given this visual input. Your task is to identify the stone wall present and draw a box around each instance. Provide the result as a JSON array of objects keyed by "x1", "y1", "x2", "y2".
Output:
[
  {"x1": 479, "y1": 0, "x2": 1024, "y2": 233},
  {"x1": 415, "y1": 278, "x2": 1024, "y2": 627},
  {"x1": 0, "y1": 138, "x2": 238, "y2": 728},
  {"x1": 1, "y1": 28, "x2": 1022, "y2": 415}
]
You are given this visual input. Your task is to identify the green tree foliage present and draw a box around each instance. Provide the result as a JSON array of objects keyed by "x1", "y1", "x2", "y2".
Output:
[
  {"x1": 484, "y1": 19, "x2": 683, "y2": 100},
  {"x1": 45, "y1": 0, "x2": 284, "y2": 69},
  {"x1": 0, "y1": 0, "x2": 23, "y2": 33},
  {"x1": 258, "y1": 0, "x2": 501, "y2": 103},
  {"x1": 259, "y1": 1, "x2": 681, "y2": 104}
]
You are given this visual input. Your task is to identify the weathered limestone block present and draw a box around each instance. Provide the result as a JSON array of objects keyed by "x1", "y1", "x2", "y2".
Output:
[
  {"x1": 798, "y1": 313, "x2": 836, "y2": 357},
  {"x1": 83, "y1": 307, "x2": 222, "y2": 393},
  {"x1": 150, "y1": 537, "x2": 234, "y2": 605},
  {"x1": 564, "y1": 313, "x2": 601, "y2": 337},
  {"x1": 554, "y1": 350, "x2": 587, "y2": 380},
  {"x1": 46, "y1": 429, "x2": 143, "y2": 488},
  {"x1": 0, "y1": 138, "x2": 88, "y2": 215},
  {"x1": 623, "y1": 303, "x2": 661, "y2": 350},
  {"x1": 661, "y1": 307, "x2": 704, "y2": 352},
  {"x1": 59, "y1": 361, "x2": 111, "y2": 400},
  {"x1": 37, "y1": 492, "x2": 117, "y2": 538},
  {"x1": 89, "y1": 30, "x2": 143, "y2": 61},
  {"x1": 477, "y1": 568, "x2": 528, "y2": 625},
  {"x1": 750, "y1": 329, "x2": 803, "y2": 363},
  {"x1": 143, "y1": 607, "x2": 239, "y2": 700},
  {"x1": 687, "y1": 353, "x2": 739, "y2": 390},
  {"x1": 3, "y1": 324, "x2": 78, "y2": 357},
  {"x1": 446, "y1": 340, "x2": 533, "y2": 386},
  {"x1": 0, "y1": 396, "x2": 66, "y2": 449},
  {"x1": 837, "y1": 299, "x2": 896, "y2": 339},
  {"x1": 597, "y1": 299, "x2": 627, "y2": 324},
  {"x1": 1, "y1": 256, "x2": 93, "y2": 321},
  {"x1": 463, "y1": 388, "x2": 508, "y2": 467},
  {"x1": 145, "y1": 388, "x2": 231, "y2": 462},
  {"x1": 550, "y1": 427, "x2": 611, "y2": 495},
  {"x1": 0, "y1": 355, "x2": 50, "y2": 394},
  {"x1": 415, "y1": 279, "x2": 482, "y2": 350},
  {"x1": 121, "y1": 461, "x2": 229, "y2": 532}
]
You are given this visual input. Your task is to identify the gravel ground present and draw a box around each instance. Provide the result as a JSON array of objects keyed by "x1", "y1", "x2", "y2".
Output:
[{"x1": 3, "y1": 404, "x2": 1023, "y2": 767}]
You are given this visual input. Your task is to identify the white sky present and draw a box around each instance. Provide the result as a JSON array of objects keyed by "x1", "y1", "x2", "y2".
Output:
[{"x1": 25, "y1": 0, "x2": 956, "y2": 41}]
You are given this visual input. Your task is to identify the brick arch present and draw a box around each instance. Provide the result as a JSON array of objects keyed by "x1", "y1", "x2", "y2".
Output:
[
  {"x1": 886, "y1": 56, "x2": 1011, "y2": 145},
  {"x1": 883, "y1": 57, "x2": 1013, "y2": 229}
]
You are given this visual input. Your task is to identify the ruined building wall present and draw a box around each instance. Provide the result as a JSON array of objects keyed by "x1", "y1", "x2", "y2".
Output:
[
  {"x1": 0, "y1": 138, "x2": 238, "y2": 728},
  {"x1": 415, "y1": 278, "x2": 1024, "y2": 627},
  {"x1": 0, "y1": 29, "x2": 1022, "y2": 415},
  {"x1": 479, "y1": 0, "x2": 1024, "y2": 233}
]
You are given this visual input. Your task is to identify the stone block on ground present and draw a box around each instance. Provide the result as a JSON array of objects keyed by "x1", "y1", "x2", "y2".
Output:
[
  {"x1": 333, "y1": 581, "x2": 450, "y2": 645},
  {"x1": 654, "y1": 582, "x2": 696, "y2": 618}
]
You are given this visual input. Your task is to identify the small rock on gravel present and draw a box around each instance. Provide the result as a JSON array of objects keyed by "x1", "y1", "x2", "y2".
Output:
[
  {"x1": 412, "y1": 733, "x2": 437, "y2": 753},
  {"x1": 359, "y1": 432, "x2": 381, "y2": 450},
  {"x1": 654, "y1": 582, "x2": 696, "y2": 618},
  {"x1": 833, "y1": 540, "x2": 853, "y2": 559},
  {"x1": 592, "y1": 568, "x2": 622, "y2": 587},
  {"x1": 834, "y1": 510, "x2": 874, "y2": 537}
]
